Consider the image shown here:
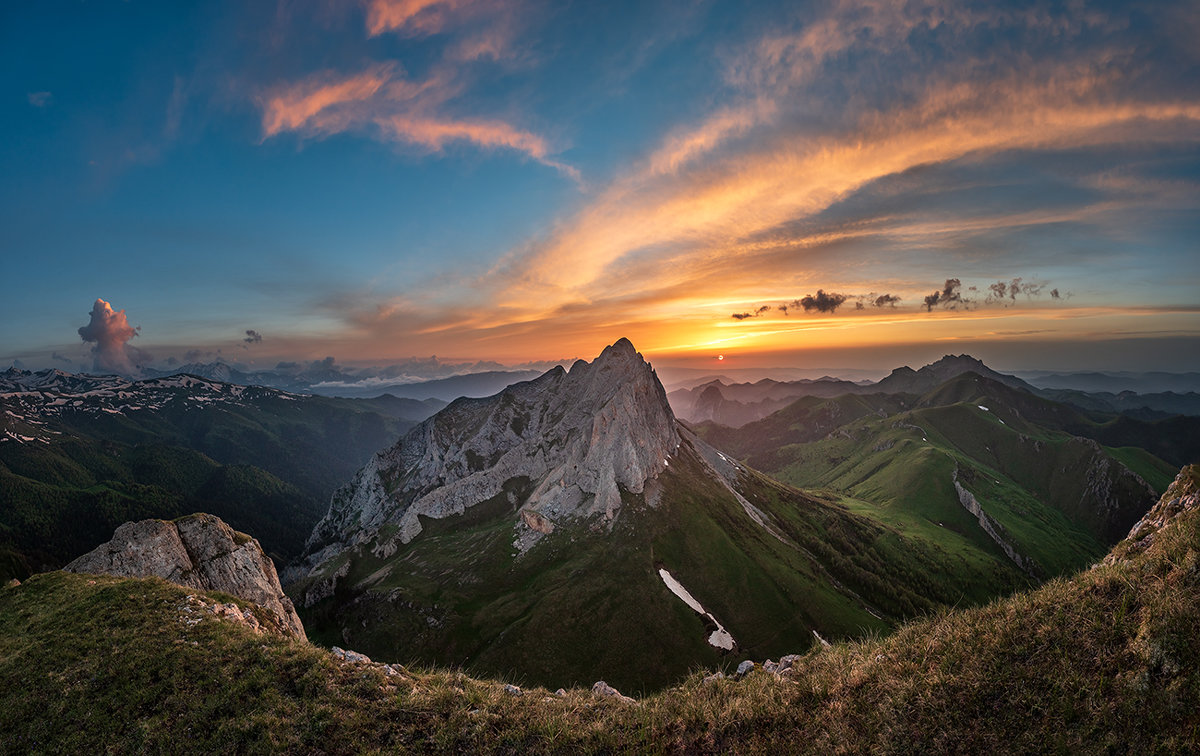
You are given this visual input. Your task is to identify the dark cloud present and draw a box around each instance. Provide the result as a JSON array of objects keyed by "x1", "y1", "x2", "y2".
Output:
[
  {"x1": 275, "y1": 361, "x2": 300, "y2": 370},
  {"x1": 77, "y1": 299, "x2": 149, "y2": 375},
  {"x1": 925, "y1": 279, "x2": 969, "y2": 312},
  {"x1": 798, "y1": 290, "x2": 848, "y2": 314},
  {"x1": 165, "y1": 356, "x2": 179, "y2": 366},
  {"x1": 731, "y1": 305, "x2": 772, "y2": 320},
  {"x1": 873, "y1": 294, "x2": 901, "y2": 307},
  {"x1": 243, "y1": 329, "x2": 263, "y2": 344},
  {"x1": 50, "y1": 352, "x2": 73, "y2": 365},
  {"x1": 985, "y1": 277, "x2": 1052, "y2": 306},
  {"x1": 942, "y1": 278, "x2": 964, "y2": 305}
]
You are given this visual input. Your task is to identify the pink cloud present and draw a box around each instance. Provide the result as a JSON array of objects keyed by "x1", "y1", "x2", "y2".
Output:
[
  {"x1": 364, "y1": 0, "x2": 478, "y2": 37},
  {"x1": 77, "y1": 299, "x2": 148, "y2": 376},
  {"x1": 259, "y1": 64, "x2": 575, "y2": 178},
  {"x1": 260, "y1": 63, "x2": 397, "y2": 137}
]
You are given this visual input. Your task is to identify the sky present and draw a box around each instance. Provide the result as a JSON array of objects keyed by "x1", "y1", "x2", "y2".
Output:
[{"x1": 2, "y1": 0, "x2": 1198, "y2": 377}]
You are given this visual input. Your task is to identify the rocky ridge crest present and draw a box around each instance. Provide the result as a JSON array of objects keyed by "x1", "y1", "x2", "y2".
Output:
[
  {"x1": 289, "y1": 338, "x2": 679, "y2": 595},
  {"x1": 1105, "y1": 464, "x2": 1200, "y2": 565},
  {"x1": 65, "y1": 513, "x2": 305, "y2": 639}
]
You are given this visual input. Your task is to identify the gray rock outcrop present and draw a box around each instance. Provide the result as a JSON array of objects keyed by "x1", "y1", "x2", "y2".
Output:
[
  {"x1": 952, "y1": 468, "x2": 1039, "y2": 577},
  {"x1": 65, "y1": 513, "x2": 305, "y2": 639},
  {"x1": 1105, "y1": 465, "x2": 1200, "y2": 565},
  {"x1": 591, "y1": 680, "x2": 635, "y2": 703},
  {"x1": 289, "y1": 338, "x2": 680, "y2": 600}
]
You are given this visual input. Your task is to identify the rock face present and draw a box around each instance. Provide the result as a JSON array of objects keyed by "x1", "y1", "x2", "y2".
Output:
[
  {"x1": 952, "y1": 468, "x2": 1038, "y2": 577},
  {"x1": 1105, "y1": 465, "x2": 1200, "y2": 565},
  {"x1": 65, "y1": 513, "x2": 305, "y2": 639},
  {"x1": 289, "y1": 338, "x2": 679, "y2": 596}
]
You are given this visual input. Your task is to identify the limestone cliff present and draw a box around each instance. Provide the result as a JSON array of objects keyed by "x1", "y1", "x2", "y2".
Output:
[
  {"x1": 65, "y1": 513, "x2": 305, "y2": 639},
  {"x1": 287, "y1": 338, "x2": 679, "y2": 598}
]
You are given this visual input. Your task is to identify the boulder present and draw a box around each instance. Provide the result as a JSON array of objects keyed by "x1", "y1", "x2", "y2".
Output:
[
  {"x1": 592, "y1": 680, "x2": 635, "y2": 703},
  {"x1": 65, "y1": 513, "x2": 305, "y2": 640}
]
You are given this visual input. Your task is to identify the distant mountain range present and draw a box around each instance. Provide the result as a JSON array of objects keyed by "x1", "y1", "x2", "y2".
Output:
[
  {"x1": 1018, "y1": 370, "x2": 1200, "y2": 394},
  {"x1": 137, "y1": 361, "x2": 547, "y2": 401},
  {"x1": 0, "y1": 368, "x2": 444, "y2": 580},
  {"x1": 670, "y1": 355, "x2": 1200, "y2": 427}
]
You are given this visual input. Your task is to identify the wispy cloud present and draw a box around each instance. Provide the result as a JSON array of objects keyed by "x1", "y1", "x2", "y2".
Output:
[
  {"x1": 365, "y1": 0, "x2": 523, "y2": 62},
  {"x1": 365, "y1": 0, "x2": 477, "y2": 38},
  {"x1": 259, "y1": 1, "x2": 576, "y2": 179},
  {"x1": 645, "y1": 100, "x2": 775, "y2": 176},
  {"x1": 27, "y1": 91, "x2": 52, "y2": 108},
  {"x1": 259, "y1": 63, "x2": 576, "y2": 178},
  {"x1": 475, "y1": 0, "x2": 1200, "y2": 331},
  {"x1": 290, "y1": 0, "x2": 1198, "y2": 361}
]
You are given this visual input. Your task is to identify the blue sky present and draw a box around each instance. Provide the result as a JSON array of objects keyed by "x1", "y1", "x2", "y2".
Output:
[{"x1": 2, "y1": 0, "x2": 1198, "y2": 375}]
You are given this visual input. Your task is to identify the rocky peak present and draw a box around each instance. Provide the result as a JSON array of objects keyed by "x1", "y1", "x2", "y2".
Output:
[
  {"x1": 291, "y1": 339, "x2": 680, "y2": 595},
  {"x1": 65, "y1": 513, "x2": 305, "y2": 639},
  {"x1": 930, "y1": 354, "x2": 987, "y2": 371}
]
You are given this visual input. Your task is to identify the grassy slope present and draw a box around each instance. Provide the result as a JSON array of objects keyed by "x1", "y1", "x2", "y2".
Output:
[
  {"x1": 699, "y1": 374, "x2": 1163, "y2": 581},
  {"x1": 3, "y1": 473, "x2": 1197, "y2": 753},
  {"x1": 294, "y1": 438, "x2": 1032, "y2": 693},
  {"x1": 0, "y1": 440, "x2": 318, "y2": 576}
]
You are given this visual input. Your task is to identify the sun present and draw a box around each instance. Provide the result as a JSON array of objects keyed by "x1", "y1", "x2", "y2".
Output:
[{"x1": 717, "y1": 354, "x2": 724, "y2": 361}]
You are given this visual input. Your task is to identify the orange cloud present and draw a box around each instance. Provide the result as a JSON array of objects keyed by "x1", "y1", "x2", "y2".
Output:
[
  {"x1": 295, "y1": 0, "x2": 1199, "y2": 363},
  {"x1": 492, "y1": 73, "x2": 1200, "y2": 319},
  {"x1": 645, "y1": 101, "x2": 774, "y2": 176},
  {"x1": 258, "y1": 64, "x2": 575, "y2": 177},
  {"x1": 260, "y1": 64, "x2": 397, "y2": 137},
  {"x1": 364, "y1": 0, "x2": 473, "y2": 37}
]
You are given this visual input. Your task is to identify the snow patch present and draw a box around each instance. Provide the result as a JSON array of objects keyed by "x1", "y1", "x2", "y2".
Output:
[
  {"x1": 658, "y1": 568, "x2": 735, "y2": 650},
  {"x1": 978, "y1": 405, "x2": 989, "y2": 411}
]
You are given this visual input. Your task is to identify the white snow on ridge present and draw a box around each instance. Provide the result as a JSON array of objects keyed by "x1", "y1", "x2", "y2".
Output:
[
  {"x1": 978, "y1": 405, "x2": 989, "y2": 411},
  {"x1": 658, "y1": 568, "x2": 736, "y2": 650}
]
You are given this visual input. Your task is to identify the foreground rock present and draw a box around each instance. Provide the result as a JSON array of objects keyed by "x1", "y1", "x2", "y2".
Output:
[{"x1": 65, "y1": 513, "x2": 305, "y2": 639}]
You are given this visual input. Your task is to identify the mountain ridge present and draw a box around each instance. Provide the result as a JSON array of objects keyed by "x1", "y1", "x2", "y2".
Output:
[
  {"x1": 281, "y1": 340, "x2": 1126, "y2": 691},
  {"x1": 289, "y1": 337, "x2": 680, "y2": 598}
]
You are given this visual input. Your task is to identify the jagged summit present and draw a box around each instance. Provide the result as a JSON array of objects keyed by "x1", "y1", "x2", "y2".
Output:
[{"x1": 290, "y1": 339, "x2": 679, "y2": 591}]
